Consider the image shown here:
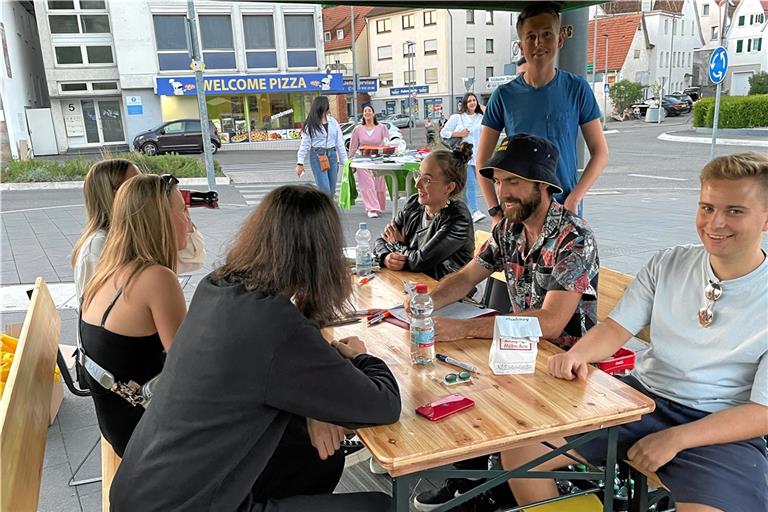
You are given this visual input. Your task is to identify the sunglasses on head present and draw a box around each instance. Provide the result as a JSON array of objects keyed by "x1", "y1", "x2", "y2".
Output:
[
  {"x1": 697, "y1": 280, "x2": 722, "y2": 328},
  {"x1": 160, "y1": 174, "x2": 179, "y2": 195}
]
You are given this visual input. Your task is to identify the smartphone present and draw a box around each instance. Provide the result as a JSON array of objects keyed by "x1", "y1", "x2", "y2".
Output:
[{"x1": 415, "y1": 394, "x2": 475, "y2": 421}]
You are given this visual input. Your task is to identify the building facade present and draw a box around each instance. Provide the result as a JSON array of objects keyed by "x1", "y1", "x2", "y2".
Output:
[
  {"x1": 724, "y1": 0, "x2": 767, "y2": 95},
  {"x1": 366, "y1": 8, "x2": 517, "y2": 120},
  {"x1": 0, "y1": 1, "x2": 49, "y2": 160},
  {"x1": 33, "y1": 0, "x2": 331, "y2": 153}
]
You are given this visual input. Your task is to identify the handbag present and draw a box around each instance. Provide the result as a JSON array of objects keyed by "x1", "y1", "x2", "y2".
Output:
[
  {"x1": 316, "y1": 127, "x2": 331, "y2": 172},
  {"x1": 177, "y1": 225, "x2": 205, "y2": 274},
  {"x1": 441, "y1": 114, "x2": 466, "y2": 149}
]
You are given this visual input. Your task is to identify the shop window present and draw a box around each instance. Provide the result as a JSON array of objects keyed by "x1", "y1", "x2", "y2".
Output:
[
  {"x1": 486, "y1": 38, "x2": 494, "y2": 54},
  {"x1": 54, "y1": 46, "x2": 83, "y2": 64},
  {"x1": 86, "y1": 45, "x2": 112, "y2": 63},
  {"x1": 284, "y1": 14, "x2": 317, "y2": 67},
  {"x1": 466, "y1": 37, "x2": 475, "y2": 53},
  {"x1": 154, "y1": 15, "x2": 190, "y2": 71},
  {"x1": 200, "y1": 15, "x2": 235, "y2": 69},
  {"x1": 424, "y1": 39, "x2": 437, "y2": 55},
  {"x1": 377, "y1": 45, "x2": 392, "y2": 60},
  {"x1": 423, "y1": 11, "x2": 437, "y2": 26},
  {"x1": 379, "y1": 72, "x2": 393, "y2": 87},
  {"x1": 92, "y1": 81, "x2": 118, "y2": 90},
  {"x1": 243, "y1": 15, "x2": 277, "y2": 69},
  {"x1": 60, "y1": 82, "x2": 87, "y2": 92},
  {"x1": 402, "y1": 14, "x2": 415, "y2": 30},
  {"x1": 425, "y1": 68, "x2": 438, "y2": 84},
  {"x1": 376, "y1": 18, "x2": 391, "y2": 33},
  {"x1": 466, "y1": 10, "x2": 474, "y2": 24}
]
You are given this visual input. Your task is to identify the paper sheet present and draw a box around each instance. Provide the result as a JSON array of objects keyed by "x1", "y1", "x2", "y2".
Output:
[{"x1": 387, "y1": 301, "x2": 496, "y2": 325}]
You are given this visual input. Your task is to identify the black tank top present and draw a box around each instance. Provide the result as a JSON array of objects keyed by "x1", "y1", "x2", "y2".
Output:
[{"x1": 80, "y1": 288, "x2": 165, "y2": 456}]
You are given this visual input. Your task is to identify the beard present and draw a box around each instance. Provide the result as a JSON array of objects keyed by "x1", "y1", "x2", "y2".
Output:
[{"x1": 504, "y1": 186, "x2": 542, "y2": 223}]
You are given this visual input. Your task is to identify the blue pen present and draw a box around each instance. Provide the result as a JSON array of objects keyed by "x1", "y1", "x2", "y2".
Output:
[{"x1": 436, "y1": 353, "x2": 480, "y2": 374}]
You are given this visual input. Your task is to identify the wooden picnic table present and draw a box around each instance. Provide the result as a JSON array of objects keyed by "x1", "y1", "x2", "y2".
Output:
[{"x1": 323, "y1": 268, "x2": 656, "y2": 511}]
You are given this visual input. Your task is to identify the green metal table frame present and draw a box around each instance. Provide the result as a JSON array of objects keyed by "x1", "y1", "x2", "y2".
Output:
[{"x1": 390, "y1": 427, "x2": 619, "y2": 512}]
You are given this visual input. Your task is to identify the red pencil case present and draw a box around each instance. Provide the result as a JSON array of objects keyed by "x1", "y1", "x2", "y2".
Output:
[{"x1": 597, "y1": 348, "x2": 635, "y2": 375}]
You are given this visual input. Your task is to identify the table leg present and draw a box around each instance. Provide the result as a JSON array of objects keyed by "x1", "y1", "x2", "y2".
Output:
[
  {"x1": 392, "y1": 474, "x2": 411, "y2": 512},
  {"x1": 390, "y1": 172, "x2": 400, "y2": 220},
  {"x1": 603, "y1": 427, "x2": 618, "y2": 512}
]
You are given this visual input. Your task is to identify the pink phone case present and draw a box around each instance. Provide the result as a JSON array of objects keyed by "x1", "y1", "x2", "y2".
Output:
[{"x1": 416, "y1": 394, "x2": 475, "y2": 421}]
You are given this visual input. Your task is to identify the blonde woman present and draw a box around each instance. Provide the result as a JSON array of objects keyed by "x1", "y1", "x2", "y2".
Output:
[
  {"x1": 79, "y1": 174, "x2": 190, "y2": 456},
  {"x1": 71, "y1": 159, "x2": 141, "y2": 299}
]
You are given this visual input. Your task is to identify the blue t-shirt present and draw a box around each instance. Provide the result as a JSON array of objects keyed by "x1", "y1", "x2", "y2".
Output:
[{"x1": 482, "y1": 69, "x2": 602, "y2": 201}]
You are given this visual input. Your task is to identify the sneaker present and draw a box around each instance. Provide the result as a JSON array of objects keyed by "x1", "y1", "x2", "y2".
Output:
[
  {"x1": 369, "y1": 456, "x2": 388, "y2": 474},
  {"x1": 413, "y1": 479, "x2": 484, "y2": 511},
  {"x1": 471, "y1": 211, "x2": 486, "y2": 223},
  {"x1": 367, "y1": 211, "x2": 380, "y2": 218}
]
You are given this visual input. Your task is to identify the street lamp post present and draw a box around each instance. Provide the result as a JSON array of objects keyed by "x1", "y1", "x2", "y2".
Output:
[
  {"x1": 406, "y1": 40, "x2": 415, "y2": 145},
  {"x1": 603, "y1": 34, "x2": 608, "y2": 127}
]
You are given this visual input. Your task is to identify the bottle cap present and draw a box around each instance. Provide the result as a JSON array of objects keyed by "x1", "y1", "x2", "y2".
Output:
[
  {"x1": 415, "y1": 283, "x2": 428, "y2": 293},
  {"x1": 359, "y1": 222, "x2": 367, "y2": 229}
]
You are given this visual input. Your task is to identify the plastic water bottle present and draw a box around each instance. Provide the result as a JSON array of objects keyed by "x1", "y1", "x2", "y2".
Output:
[
  {"x1": 355, "y1": 222, "x2": 372, "y2": 277},
  {"x1": 410, "y1": 284, "x2": 435, "y2": 365}
]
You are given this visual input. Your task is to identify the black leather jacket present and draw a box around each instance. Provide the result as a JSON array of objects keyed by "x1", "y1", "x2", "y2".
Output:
[{"x1": 374, "y1": 194, "x2": 474, "y2": 280}]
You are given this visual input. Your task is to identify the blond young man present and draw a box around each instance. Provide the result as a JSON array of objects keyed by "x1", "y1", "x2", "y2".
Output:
[
  {"x1": 502, "y1": 152, "x2": 768, "y2": 512},
  {"x1": 477, "y1": 2, "x2": 608, "y2": 221}
]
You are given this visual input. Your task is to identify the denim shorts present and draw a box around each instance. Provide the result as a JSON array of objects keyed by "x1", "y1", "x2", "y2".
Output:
[{"x1": 574, "y1": 375, "x2": 768, "y2": 511}]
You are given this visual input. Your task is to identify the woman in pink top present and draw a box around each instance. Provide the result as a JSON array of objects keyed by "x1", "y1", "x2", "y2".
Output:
[{"x1": 349, "y1": 105, "x2": 390, "y2": 218}]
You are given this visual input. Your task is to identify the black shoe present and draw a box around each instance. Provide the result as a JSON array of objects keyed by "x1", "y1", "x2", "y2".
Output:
[{"x1": 413, "y1": 479, "x2": 485, "y2": 511}]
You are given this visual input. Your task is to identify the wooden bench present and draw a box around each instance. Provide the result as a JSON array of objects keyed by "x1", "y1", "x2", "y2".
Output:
[{"x1": 0, "y1": 278, "x2": 61, "y2": 512}]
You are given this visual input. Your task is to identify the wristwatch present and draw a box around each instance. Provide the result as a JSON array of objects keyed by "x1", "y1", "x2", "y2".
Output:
[{"x1": 488, "y1": 205, "x2": 503, "y2": 217}]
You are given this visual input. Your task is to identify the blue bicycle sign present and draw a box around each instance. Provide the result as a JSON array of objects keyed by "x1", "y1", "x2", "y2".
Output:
[{"x1": 708, "y1": 47, "x2": 728, "y2": 85}]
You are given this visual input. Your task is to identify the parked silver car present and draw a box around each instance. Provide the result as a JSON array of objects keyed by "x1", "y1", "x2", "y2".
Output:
[
  {"x1": 341, "y1": 121, "x2": 403, "y2": 152},
  {"x1": 383, "y1": 113, "x2": 415, "y2": 128}
]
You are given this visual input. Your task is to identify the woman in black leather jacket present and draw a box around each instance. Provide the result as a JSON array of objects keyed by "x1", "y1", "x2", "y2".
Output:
[{"x1": 375, "y1": 142, "x2": 475, "y2": 280}]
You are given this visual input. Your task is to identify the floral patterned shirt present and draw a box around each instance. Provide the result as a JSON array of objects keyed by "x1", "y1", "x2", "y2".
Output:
[{"x1": 476, "y1": 201, "x2": 599, "y2": 349}]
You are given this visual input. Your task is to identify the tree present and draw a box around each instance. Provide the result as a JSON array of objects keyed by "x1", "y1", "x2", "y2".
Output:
[
  {"x1": 609, "y1": 80, "x2": 645, "y2": 114},
  {"x1": 748, "y1": 72, "x2": 768, "y2": 95}
]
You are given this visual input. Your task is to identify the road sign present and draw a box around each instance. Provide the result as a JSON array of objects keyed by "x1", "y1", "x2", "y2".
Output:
[
  {"x1": 604, "y1": 83, "x2": 610, "y2": 93},
  {"x1": 486, "y1": 75, "x2": 515, "y2": 90},
  {"x1": 708, "y1": 47, "x2": 728, "y2": 84},
  {"x1": 586, "y1": 63, "x2": 594, "y2": 73}
]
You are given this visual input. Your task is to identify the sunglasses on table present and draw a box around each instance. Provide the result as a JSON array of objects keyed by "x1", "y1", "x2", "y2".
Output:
[{"x1": 697, "y1": 280, "x2": 722, "y2": 328}]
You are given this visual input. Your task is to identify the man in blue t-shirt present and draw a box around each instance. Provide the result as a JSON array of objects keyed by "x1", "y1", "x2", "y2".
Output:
[{"x1": 477, "y1": 2, "x2": 609, "y2": 223}]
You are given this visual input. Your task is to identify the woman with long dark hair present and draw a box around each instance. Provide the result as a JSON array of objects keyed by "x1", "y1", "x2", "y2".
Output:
[
  {"x1": 295, "y1": 96, "x2": 348, "y2": 197},
  {"x1": 348, "y1": 104, "x2": 390, "y2": 217},
  {"x1": 440, "y1": 92, "x2": 486, "y2": 223},
  {"x1": 110, "y1": 185, "x2": 400, "y2": 512}
]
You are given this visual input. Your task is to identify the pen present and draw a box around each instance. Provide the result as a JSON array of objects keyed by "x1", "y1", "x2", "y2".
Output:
[
  {"x1": 403, "y1": 280, "x2": 416, "y2": 298},
  {"x1": 367, "y1": 311, "x2": 391, "y2": 326},
  {"x1": 325, "y1": 317, "x2": 362, "y2": 327},
  {"x1": 436, "y1": 353, "x2": 480, "y2": 374}
]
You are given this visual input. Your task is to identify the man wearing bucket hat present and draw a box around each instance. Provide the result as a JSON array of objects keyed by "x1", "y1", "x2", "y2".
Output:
[
  {"x1": 418, "y1": 133, "x2": 599, "y2": 348},
  {"x1": 409, "y1": 132, "x2": 600, "y2": 512}
]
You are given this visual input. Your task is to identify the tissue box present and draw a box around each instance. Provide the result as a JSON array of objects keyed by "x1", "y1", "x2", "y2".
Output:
[{"x1": 488, "y1": 316, "x2": 542, "y2": 375}]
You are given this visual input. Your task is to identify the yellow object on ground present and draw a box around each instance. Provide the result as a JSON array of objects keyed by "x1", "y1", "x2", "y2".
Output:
[{"x1": 524, "y1": 493, "x2": 602, "y2": 512}]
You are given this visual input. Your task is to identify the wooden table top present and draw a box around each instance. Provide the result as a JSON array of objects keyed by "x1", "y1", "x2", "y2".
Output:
[{"x1": 323, "y1": 269, "x2": 656, "y2": 477}]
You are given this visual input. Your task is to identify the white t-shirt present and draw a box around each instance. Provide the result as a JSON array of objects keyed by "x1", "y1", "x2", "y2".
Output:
[
  {"x1": 74, "y1": 229, "x2": 107, "y2": 300},
  {"x1": 609, "y1": 244, "x2": 768, "y2": 412}
]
